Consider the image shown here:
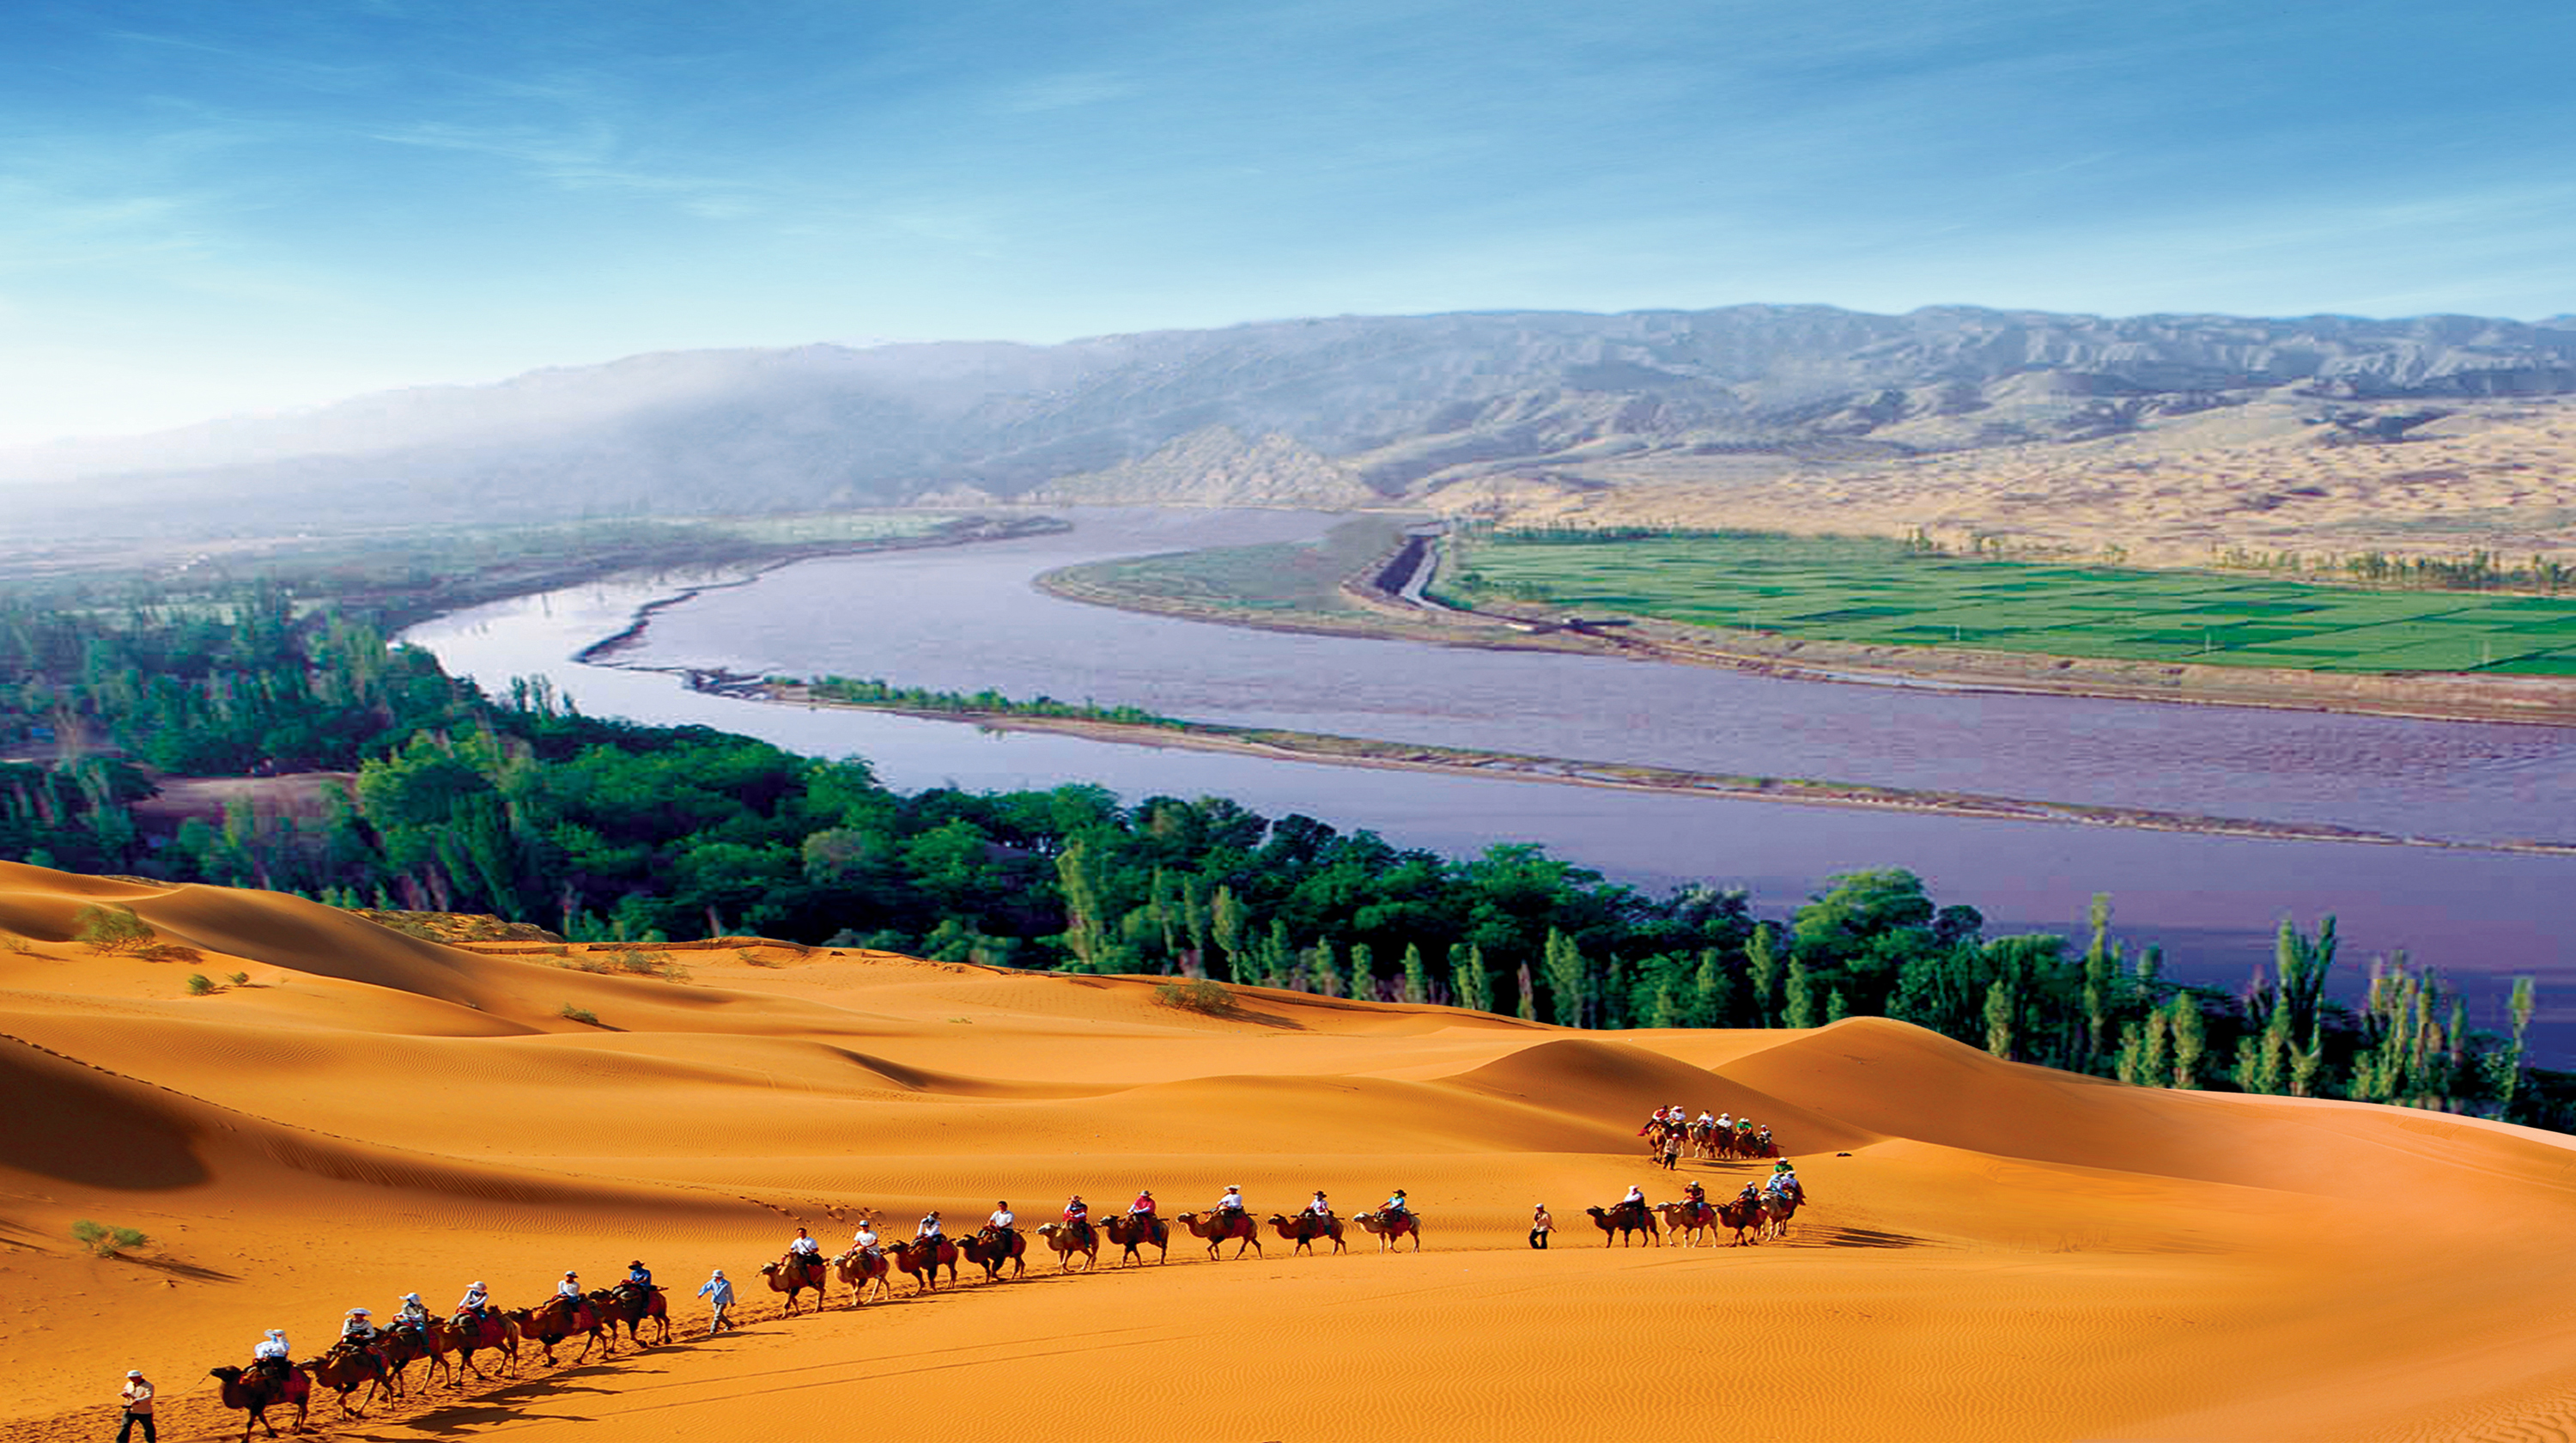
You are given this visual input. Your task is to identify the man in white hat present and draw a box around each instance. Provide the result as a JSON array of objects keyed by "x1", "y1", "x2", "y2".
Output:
[
  {"x1": 696, "y1": 1268, "x2": 735, "y2": 1332},
  {"x1": 117, "y1": 1368, "x2": 155, "y2": 1443}
]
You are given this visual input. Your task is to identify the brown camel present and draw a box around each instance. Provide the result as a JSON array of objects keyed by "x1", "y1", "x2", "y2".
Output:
[
  {"x1": 1759, "y1": 1187, "x2": 1803, "y2": 1240},
  {"x1": 1035, "y1": 1221, "x2": 1099, "y2": 1272},
  {"x1": 511, "y1": 1294, "x2": 608, "y2": 1364},
  {"x1": 760, "y1": 1255, "x2": 831, "y2": 1312},
  {"x1": 1353, "y1": 1209, "x2": 1425, "y2": 1252},
  {"x1": 883, "y1": 1238, "x2": 957, "y2": 1294},
  {"x1": 304, "y1": 1343, "x2": 392, "y2": 1417},
  {"x1": 1102, "y1": 1212, "x2": 1169, "y2": 1266},
  {"x1": 1714, "y1": 1192, "x2": 1765, "y2": 1245},
  {"x1": 1653, "y1": 1200, "x2": 1713, "y2": 1247},
  {"x1": 1584, "y1": 1201, "x2": 1660, "y2": 1247},
  {"x1": 593, "y1": 1282, "x2": 671, "y2": 1345},
  {"x1": 208, "y1": 1364, "x2": 309, "y2": 1443},
  {"x1": 960, "y1": 1227, "x2": 1029, "y2": 1282},
  {"x1": 372, "y1": 1325, "x2": 436, "y2": 1395},
  {"x1": 1267, "y1": 1211, "x2": 1347, "y2": 1256},
  {"x1": 833, "y1": 1246, "x2": 893, "y2": 1306},
  {"x1": 443, "y1": 1310, "x2": 520, "y2": 1380},
  {"x1": 1176, "y1": 1209, "x2": 1263, "y2": 1260}
]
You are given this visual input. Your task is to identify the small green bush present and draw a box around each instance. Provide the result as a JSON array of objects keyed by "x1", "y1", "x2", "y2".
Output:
[
  {"x1": 227, "y1": 971, "x2": 249, "y2": 985},
  {"x1": 185, "y1": 973, "x2": 213, "y2": 995},
  {"x1": 73, "y1": 904, "x2": 155, "y2": 954},
  {"x1": 70, "y1": 1220, "x2": 149, "y2": 1257},
  {"x1": 559, "y1": 1003, "x2": 600, "y2": 1026},
  {"x1": 1153, "y1": 978, "x2": 1237, "y2": 1016}
]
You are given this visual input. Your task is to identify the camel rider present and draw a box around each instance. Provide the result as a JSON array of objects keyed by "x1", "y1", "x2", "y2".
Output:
[
  {"x1": 252, "y1": 1329, "x2": 292, "y2": 1382},
  {"x1": 1696, "y1": 1111, "x2": 1714, "y2": 1127},
  {"x1": 788, "y1": 1227, "x2": 823, "y2": 1261},
  {"x1": 1738, "y1": 1181, "x2": 1765, "y2": 1210},
  {"x1": 1757, "y1": 1124, "x2": 1775, "y2": 1151},
  {"x1": 1382, "y1": 1188, "x2": 1410, "y2": 1221},
  {"x1": 626, "y1": 1260, "x2": 656, "y2": 1297},
  {"x1": 1060, "y1": 1196, "x2": 1090, "y2": 1245},
  {"x1": 1620, "y1": 1183, "x2": 1647, "y2": 1217},
  {"x1": 916, "y1": 1210, "x2": 944, "y2": 1240},
  {"x1": 1767, "y1": 1161, "x2": 1802, "y2": 1202},
  {"x1": 989, "y1": 1201, "x2": 1018, "y2": 1239},
  {"x1": 456, "y1": 1282, "x2": 489, "y2": 1320},
  {"x1": 852, "y1": 1221, "x2": 880, "y2": 1256},
  {"x1": 1217, "y1": 1184, "x2": 1246, "y2": 1218},
  {"x1": 556, "y1": 1271, "x2": 584, "y2": 1301},
  {"x1": 338, "y1": 1308, "x2": 379, "y2": 1351},
  {"x1": 394, "y1": 1293, "x2": 432, "y2": 1335},
  {"x1": 1305, "y1": 1190, "x2": 1333, "y2": 1220},
  {"x1": 1128, "y1": 1190, "x2": 1157, "y2": 1217},
  {"x1": 1683, "y1": 1178, "x2": 1708, "y2": 1211},
  {"x1": 1716, "y1": 1111, "x2": 1733, "y2": 1133}
]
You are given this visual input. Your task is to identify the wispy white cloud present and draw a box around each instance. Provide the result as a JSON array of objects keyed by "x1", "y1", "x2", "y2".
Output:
[{"x1": 1000, "y1": 71, "x2": 1133, "y2": 113}]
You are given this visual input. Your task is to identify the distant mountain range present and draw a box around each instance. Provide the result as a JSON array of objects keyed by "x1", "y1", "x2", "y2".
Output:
[{"x1": 10, "y1": 305, "x2": 2576, "y2": 534}]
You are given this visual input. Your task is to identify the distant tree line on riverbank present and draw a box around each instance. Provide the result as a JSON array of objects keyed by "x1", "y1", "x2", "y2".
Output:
[
  {"x1": 0, "y1": 581, "x2": 2555, "y2": 1127},
  {"x1": 797, "y1": 675, "x2": 1186, "y2": 729}
]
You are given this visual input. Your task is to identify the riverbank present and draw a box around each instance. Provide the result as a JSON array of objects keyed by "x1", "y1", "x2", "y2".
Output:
[
  {"x1": 1042, "y1": 527, "x2": 2576, "y2": 728},
  {"x1": 755, "y1": 679, "x2": 2572, "y2": 855}
]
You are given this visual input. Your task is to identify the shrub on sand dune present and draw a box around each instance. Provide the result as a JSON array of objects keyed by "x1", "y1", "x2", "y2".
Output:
[
  {"x1": 70, "y1": 1221, "x2": 149, "y2": 1257},
  {"x1": 1155, "y1": 978, "x2": 1236, "y2": 1016}
]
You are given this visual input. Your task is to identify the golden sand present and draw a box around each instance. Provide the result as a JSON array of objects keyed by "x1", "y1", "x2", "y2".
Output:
[{"x1": 4, "y1": 857, "x2": 2572, "y2": 1441}]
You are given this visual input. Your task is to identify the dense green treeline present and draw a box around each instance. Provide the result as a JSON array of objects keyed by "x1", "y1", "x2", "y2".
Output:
[
  {"x1": 798, "y1": 675, "x2": 1186, "y2": 729},
  {"x1": 0, "y1": 581, "x2": 2558, "y2": 1127}
]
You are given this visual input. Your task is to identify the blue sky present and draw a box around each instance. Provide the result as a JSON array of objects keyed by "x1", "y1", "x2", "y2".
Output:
[{"x1": 3, "y1": 0, "x2": 2573, "y2": 444}]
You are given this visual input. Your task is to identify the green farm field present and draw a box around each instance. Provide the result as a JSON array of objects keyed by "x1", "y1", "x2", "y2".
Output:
[{"x1": 1447, "y1": 531, "x2": 2576, "y2": 675}]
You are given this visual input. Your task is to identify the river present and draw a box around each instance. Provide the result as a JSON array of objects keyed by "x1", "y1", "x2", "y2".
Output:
[{"x1": 402, "y1": 508, "x2": 2576, "y2": 1055}]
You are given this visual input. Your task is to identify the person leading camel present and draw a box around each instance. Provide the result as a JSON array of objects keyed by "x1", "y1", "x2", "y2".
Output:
[
  {"x1": 696, "y1": 1269, "x2": 735, "y2": 1333},
  {"x1": 1529, "y1": 1203, "x2": 1552, "y2": 1249},
  {"x1": 117, "y1": 1368, "x2": 155, "y2": 1443}
]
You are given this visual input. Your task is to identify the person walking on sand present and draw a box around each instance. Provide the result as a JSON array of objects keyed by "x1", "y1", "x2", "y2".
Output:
[
  {"x1": 1529, "y1": 1204, "x2": 1552, "y2": 1250},
  {"x1": 116, "y1": 1368, "x2": 155, "y2": 1443},
  {"x1": 696, "y1": 1269, "x2": 735, "y2": 1333}
]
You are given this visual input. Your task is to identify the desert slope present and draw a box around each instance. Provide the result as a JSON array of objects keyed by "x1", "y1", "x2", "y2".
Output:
[{"x1": 4, "y1": 857, "x2": 2574, "y2": 1441}]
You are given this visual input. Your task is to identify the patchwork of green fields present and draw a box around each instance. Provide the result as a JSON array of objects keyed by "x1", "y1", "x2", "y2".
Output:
[{"x1": 1448, "y1": 532, "x2": 2576, "y2": 674}]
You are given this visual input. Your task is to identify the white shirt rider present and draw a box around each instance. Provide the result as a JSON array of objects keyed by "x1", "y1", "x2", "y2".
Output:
[
  {"x1": 1217, "y1": 1187, "x2": 1244, "y2": 1214},
  {"x1": 1622, "y1": 1184, "x2": 1646, "y2": 1208},
  {"x1": 917, "y1": 1213, "x2": 943, "y2": 1239},
  {"x1": 396, "y1": 1294, "x2": 431, "y2": 1330},
  {"x1": 1305, "y1": 1193, "x2": 1332, "y2": 1216},
  {"x1": 788, "y1": 1233, "x2": 823, "y2": 1256},
  {"x1": 853, "y1": 1225, "x2": 879, "y2": 1251},
  {"x1": 457, "y1": 1282, "x2": 488, "y2": 1313},
  {"x1": 988, "y1": 1207, "x2": 1015, "y2": 1228},
  {"x1": 253, "y1": 1330, "x2": 290, "y2": 1361},
  {"x1": 556, "y1": 1275, "x2": 584, "y2": 1300}
]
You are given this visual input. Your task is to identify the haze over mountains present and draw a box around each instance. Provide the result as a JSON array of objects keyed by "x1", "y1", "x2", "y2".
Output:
[{"x1": 9, "y1": 305, "x2": 2576, "y2": 535}]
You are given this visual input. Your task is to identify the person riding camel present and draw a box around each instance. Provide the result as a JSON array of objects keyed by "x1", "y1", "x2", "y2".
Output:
[
  {"x1": 1305, "y1": 1190, "x2": 1334, "y2": 1220},
  {"x1": 394, "y1": 1292, "x2": 432, "y2": 1335},
  {"x1": 625, "y1": 1260, "x2": 656, "y2": 1300},
  {"x1": 1681, "y1": 1178, "x2": 1710, "y2": 1225},
  {"x1": 1382, "y1": 1188, "x2": 1411, "y2": 1221},
  {"x1": 455, "y1": 1282, "x2": 489, "y2": 1320},
  {"x1": 916, "y1": 1210, "x2": 945, "y2": 1241},
  {"x1": 251, "y1": 1329, "x2": 292, "y2": 1384},
  {"x1": 788, "y1": 1227, "x2": 823, "y2": 1260},
  {"x1": 1767, "y1": 1160, "x2": 1803, "y2": 1202},
  {"x1": 852, "y1": 1219, "x2": 881, "y2": 1257},
  {"x1": 1757, "y1": 1124, "x2": 1775, "y2": 1152},
  {"x1": 987, "y1": 1201, "x2": 1018, "y2": 1243},
  {"x1": 337, "y1": 1308, "x2": 378, "y2": 1353},
  {"x1": 1060, "y1": 1195, "x2": 1090, "y2": 1247},
  {"x1": 1127, "y1": 1190, "x2": 1157, "y2": 1217},
  {"x1": 1216, "y1": 1185, "x2": 1246, "y2": 1219},
  {"x1": 1619, "y1": 1183, "x2": 1647, "y2": 1220},
  {"x1": 556, "y1": 1271, "x2": 584, "y2": 1301}
]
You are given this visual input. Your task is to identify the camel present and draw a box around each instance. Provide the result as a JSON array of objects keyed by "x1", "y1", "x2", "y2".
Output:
[
  {"x1": 1714, "y1": 1192, "x2": 1766, "y2": 1245},
  {"x1": 1652, "y1": 1200, "x2": 1713, "y2": 1247},
  {"x1": 443, "y1": 1310, "x2": 521, "y2": 1380},
  {"x1": 1103, "y1": 1212, "x2": 1169, "y2": 1266},
  {"x1": 208, "y1": 1364, "x2": 309, "y2": 1443},
  {"x1": 1584, "y1": 1201, "x2": 1660, "y2": 1247},
  {"x1": 833, "y1": 1246, "x2": 893, "y2": 1306},
  {"x1": 512, "y1": 1294, "x2": 608, "y2": 1364},
  {"x1": 1267, "y1": 1211, "x2": 1347, "y2": 1256},
  {"x1": 594, "y1": 1282, "x2": 671, "y2": 1345},
  {"x1": 373, "y1": 1324, "x2": 440, "y2": 1394},
  {"x1": 1176, "y1": 1209, "x2": 1263, "y2": 1261},
  {"x1": 1035, "y1": 1221, "x2": 1099, "y2": 1272},
  {"x1": 961, "y1": 1227, "x2": 1029, "y2": 1282},
  {"x1": 304, "y1": 1342, "x2": 392, "y2": 1417},
  {"x1": 760, "y1": 1254, "x2": 832, "y2": 1312},
  {"x1": 883, "y1": 1238, "x2": 957, "y2": 1294},
  {"x1": 1759, "y1": 1187, "x2": 1803, "y2": 1241},
  {"x1": 1353, "y1": 1209, "x2": 1424, "y2": 1252}
]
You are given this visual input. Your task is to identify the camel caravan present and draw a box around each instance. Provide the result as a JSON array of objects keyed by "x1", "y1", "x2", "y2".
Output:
[
  {"x1": 1641, "y1": 1105, "x2": 1780, "y2": 1169},
  {"x1": 197, "y1": 1160, "x2": 1801, "y2": 1440},
  {"x1": 200, "y1": 1186, "x2": 1425, "y2": 1439}
]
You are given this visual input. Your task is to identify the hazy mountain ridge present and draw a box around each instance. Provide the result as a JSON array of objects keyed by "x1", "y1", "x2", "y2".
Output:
[{"x1": 10, "y1": 305, "x2": 2576, "y2": 533}]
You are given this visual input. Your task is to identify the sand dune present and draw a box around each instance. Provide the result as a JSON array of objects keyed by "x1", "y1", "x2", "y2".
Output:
[{"x1": 6, "y1": 856, "x2": 2575, "y2": 1440}]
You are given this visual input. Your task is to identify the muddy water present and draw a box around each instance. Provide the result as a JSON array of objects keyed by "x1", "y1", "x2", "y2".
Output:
[{"x1": 403, "y1": 509, "x2": 2576, "y2": 1056}]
